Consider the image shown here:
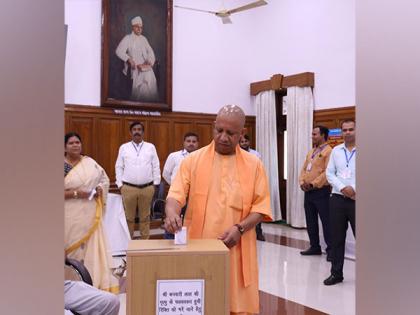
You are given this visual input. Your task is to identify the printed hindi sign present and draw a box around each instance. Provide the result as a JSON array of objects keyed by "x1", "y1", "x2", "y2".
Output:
[{"x1": 156, "y1": 279, "x2": 205, "y2": 315}]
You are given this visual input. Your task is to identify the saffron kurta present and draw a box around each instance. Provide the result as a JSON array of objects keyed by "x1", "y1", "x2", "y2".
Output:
[{"x1": 168, "y1": 141, "x2": 272, "y2": 314}]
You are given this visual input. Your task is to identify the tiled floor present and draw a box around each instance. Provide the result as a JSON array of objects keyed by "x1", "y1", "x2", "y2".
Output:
[{"x1": 116, "y1": 223, "x2": 355, "y2": 315}]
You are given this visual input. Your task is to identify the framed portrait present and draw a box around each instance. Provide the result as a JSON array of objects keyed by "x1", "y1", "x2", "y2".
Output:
[{"x1": 101, "y1": 0, "x2": 172, "y2": 111}]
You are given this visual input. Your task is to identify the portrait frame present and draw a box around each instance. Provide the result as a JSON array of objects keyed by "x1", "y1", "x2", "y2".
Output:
[{"x1": 101, "y1": 0, "x2": 173, "y2": 111}]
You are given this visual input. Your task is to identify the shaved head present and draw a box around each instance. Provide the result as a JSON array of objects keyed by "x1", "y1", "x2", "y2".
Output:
[
  {"x1": 214, "y1": 105, "x2": 246, "y2": 155},
  {"x1": 217, "y1": 105, "x2": 246, "y2": 128}
]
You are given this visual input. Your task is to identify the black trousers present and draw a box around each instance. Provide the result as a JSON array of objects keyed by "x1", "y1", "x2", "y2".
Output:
[
  {"x1": 329, "y1": 194, "x2": 356, "y2": 277},
  {"x1": 255, "y1": 222, "x2": 263, "y2": 235},
  {"x1": 304, "y1": 186, "x2": 331, "y2": 250}
]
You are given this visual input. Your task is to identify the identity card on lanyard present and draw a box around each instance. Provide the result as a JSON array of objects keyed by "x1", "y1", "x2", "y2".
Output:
[
  {"x1": 306, "y1": 144, "x2": 326, "y2": 172},
  {"x1": 341, "y1": 148, "x2": 355, "y2": 179}
]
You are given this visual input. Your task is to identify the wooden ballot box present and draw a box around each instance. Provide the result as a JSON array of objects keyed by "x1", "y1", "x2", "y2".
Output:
[{"x1": 126, "y1": 239, "x2": 230, "y2": 315}]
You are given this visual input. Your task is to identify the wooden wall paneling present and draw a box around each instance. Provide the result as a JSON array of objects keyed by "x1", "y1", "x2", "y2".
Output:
[
  {"x1": 313, "y1": 119, "x2": 338, "y2": 129},
  {"x1": 244, "y1": 122, "x2": 256, "y2": 148},
  {"x1": 67, "y1": 115, "x2": 95, "y2": 157},
  {"x1": 65, "y1": 111, "x2": 71, "y2": 134},
  {"x1": 122, "y1": 118, "x2": 146, "y2": 143},
  {"x1": 142, "y1": 119, "x2": 151, "y2": 143},
  {"x1": 313, "y1": 106, "x2": 356, "y2": 148},
  {"x1": 173, "y1": 121, "x2": 195, "y2": 153},
  {"x1": 313, "y1": 106, "x2": 356, "y2": 129},
  {"x1": 65, "y1": 105, "x2": 258, "y2": 186},
  {"x1": 148, "y1": 120, "x2": 171, "y2": 170},
  {"x1": 96, "y1": 117, "x2": 123, "y2": 182},
  {"x1": 195, "y1": 122, "x2": 214, "y2": 148}
]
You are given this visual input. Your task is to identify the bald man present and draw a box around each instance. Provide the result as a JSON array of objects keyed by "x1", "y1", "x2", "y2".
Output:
[
  {"x1": 115, "y1": 15, "x2": 158, "y2": 101},
  {"x1": 165, "y1": 105, "x2": 272, "y2": 315}
]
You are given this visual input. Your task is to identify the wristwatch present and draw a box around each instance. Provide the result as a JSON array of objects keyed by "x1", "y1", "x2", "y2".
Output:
[{"x1": 234, "y1": 223, "x2": 244, "y2": 235}]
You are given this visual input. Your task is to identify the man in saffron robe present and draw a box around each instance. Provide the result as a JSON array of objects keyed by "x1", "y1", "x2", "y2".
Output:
[{"x1": 164, "y1": 105, "x2": 272, "y2": 315}]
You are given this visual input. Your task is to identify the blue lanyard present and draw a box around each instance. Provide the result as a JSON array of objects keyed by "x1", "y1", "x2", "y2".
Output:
[
  {"x1": 344, "y1": 148, "x2": 356, "y2": 167},
  {"x1": 311, "y1": 144, "x2": 327, "y2": 159},
  {"x1": 132, "y1": 141, "x2": 144, "y2": 156}
]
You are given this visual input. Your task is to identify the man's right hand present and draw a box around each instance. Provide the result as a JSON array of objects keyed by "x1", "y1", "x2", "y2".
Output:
[
  {"x1": 128, "y1": 58, "x2": 136, "y2": 69},
  {"x1": 300, "y1": 183, "x2": 310, "y2": 192},
  {"x1": 164, "y1": 211, "x2": 182, "y2": 234},
  {"x1": 341, "y1": 186, "x2": 355, "y2": 198}
]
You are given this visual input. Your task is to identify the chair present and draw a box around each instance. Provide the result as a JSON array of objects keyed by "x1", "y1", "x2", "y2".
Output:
[
  {"x1": 65, "y1": 258, "x2": 93, "y2": 286},
  {"x1": 65, "y1": 258, "x2": 94, "y2": 315},
  {"x1": 151, "y1": 198, "x2": 166, "y2": 220},
  {"x1": 150, "y1": 181, "x2": 167, "y2": 219}
]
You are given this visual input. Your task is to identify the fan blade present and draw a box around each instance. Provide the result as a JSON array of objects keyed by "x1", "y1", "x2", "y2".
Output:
[
  {"x1": 226, "y1": 0, "x2": 267, "y2": 15},
  {"x1": 174, "y1": 5, "x2": 218, "y2": 15},
  {"x1": 221, "y1": 16, "x2": 233, "y2": 24}
]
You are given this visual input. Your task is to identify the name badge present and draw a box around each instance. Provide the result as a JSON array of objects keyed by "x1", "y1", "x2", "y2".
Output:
[{"x1": 340, "y1": 169, "x2": 352, "y2": 179}]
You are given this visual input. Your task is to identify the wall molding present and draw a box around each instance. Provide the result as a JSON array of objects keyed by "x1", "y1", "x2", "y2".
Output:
[{"x1": 250, "y1": 72, "x2": 315, "y2": 96}]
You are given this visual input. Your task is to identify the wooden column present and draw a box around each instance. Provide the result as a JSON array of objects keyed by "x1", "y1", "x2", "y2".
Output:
[{"x1": 250, "y1": 72, "x2": 314, "y2": 95}]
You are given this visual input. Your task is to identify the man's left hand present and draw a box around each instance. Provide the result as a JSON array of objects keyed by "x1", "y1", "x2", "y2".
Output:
[
  {"x1": 95, "y1": 186, "x2": 103, "y2": 198},
  {"x1": 137, "y1": 64, "x2": 152, "y2": 72},
  {"x1": 218, "y1": 226, "x2": 241, "y2": 248}
]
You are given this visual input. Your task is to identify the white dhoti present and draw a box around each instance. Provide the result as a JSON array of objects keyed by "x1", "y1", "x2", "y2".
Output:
[{"x1": 131, "y1": 68, "x2": 158, "y2": 101}]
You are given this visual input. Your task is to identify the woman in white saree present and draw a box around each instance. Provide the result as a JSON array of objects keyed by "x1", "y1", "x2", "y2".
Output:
[{"x1": 64, "y1": 132, "x2": 119, "y2": 293}]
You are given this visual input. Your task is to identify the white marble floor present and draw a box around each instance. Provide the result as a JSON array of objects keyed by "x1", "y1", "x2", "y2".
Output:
[
  {"x1": 117, "y1": 223, "x2": 355, "y2": 315},
  {"x1": 258, "y1": 223, "x2": 355, "y2": 315}
]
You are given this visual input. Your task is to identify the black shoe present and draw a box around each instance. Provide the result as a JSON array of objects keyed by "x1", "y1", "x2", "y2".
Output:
[
  {"x1": 300, "y1": 247, "x2": 322, "y2": 255},
  {"x1": 256, "y1": 233, "x2": 265, "y2": 241},
  {"x1": 326, "y1": 255, "x2": 332, "y2": 262},
  {"x1": 323, "y1": 274, "x2": 344, "y2": 286}
]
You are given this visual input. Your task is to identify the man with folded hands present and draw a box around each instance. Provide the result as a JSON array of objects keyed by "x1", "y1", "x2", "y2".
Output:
[{"x1": 115, "y1": 121, "x2": 161, "y2": 239}]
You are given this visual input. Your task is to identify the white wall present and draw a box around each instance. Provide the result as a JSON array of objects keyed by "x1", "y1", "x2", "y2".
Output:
[
  {"x1": 65, "y1": 0, "x2": 355, "y2": 114},
  {"x1": 357, "y1": 0, "x2": 420, "y2": 312},
  {"x1": 65, "y1": 0, "x2": 101, "y2": 106}
]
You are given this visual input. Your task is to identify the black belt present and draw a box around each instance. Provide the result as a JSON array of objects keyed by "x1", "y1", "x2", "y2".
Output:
[
  {"x1": 307, "y1": 186, "x2": 331, "y2": 193},
  {"x1": 123, "y1": 181, "x2": 154, "y2": 189},
  {"x1": 332, "y1": 193, "x2": 355, "y2": 201}
]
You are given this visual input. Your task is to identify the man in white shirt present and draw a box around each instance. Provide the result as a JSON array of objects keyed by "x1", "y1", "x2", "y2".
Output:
[
  {"x1": 239, "y1": 134, "x2": 262, "y2": 159},
  {"x1": 162, "y1": 132, "x2": 199, "y2": 239},
  {"x1": 239, "y1": 134, "x2": 265, "y2": 241},
  {"x1": 115, "y1": 16, "x2": 158, "y2": 102},
  {"x1": 64, "y1": 280, "x2": 120, "y2": 315},
  {"x1": 115, "y1": 121, "x2": 161, "y2": 239},
  {"x1": 162, "y1": 132, "x2": 199, "y2": 185},
  {"x1": 324, "y1": 119, "x2": 356, "y2": 286}
]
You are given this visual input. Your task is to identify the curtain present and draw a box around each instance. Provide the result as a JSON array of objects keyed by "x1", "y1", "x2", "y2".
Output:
[
  {"x1": 255, "y1": 90, "x2": 282, "y2": 221},
  {"x1": 286, "y1": 86, "x2": 314, "y2": 227}
]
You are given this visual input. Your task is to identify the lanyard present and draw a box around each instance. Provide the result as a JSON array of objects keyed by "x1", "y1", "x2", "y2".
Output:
[
  {"x1": 344, "y1": 148, "x2": 356, "y2": 167},
  {"x1": 311, "y1": 144, "x2": 327, "y2": 159},
  {"x1": 132, "y1": 141, "x2": 144, "y2": 157}
]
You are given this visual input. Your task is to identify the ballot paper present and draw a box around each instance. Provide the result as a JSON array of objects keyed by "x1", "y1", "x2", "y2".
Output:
[
  {"x1": 174, "y1": 226, "x2": 187, "y2": 245},
  {"x1": 88, "y1": 188, "x2": 96, "y2": 201}
]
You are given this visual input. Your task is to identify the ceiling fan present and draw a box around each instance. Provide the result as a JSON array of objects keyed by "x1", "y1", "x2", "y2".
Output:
[{"x1": 174, "y1": 0, "x2": 268, "y2": 24}]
